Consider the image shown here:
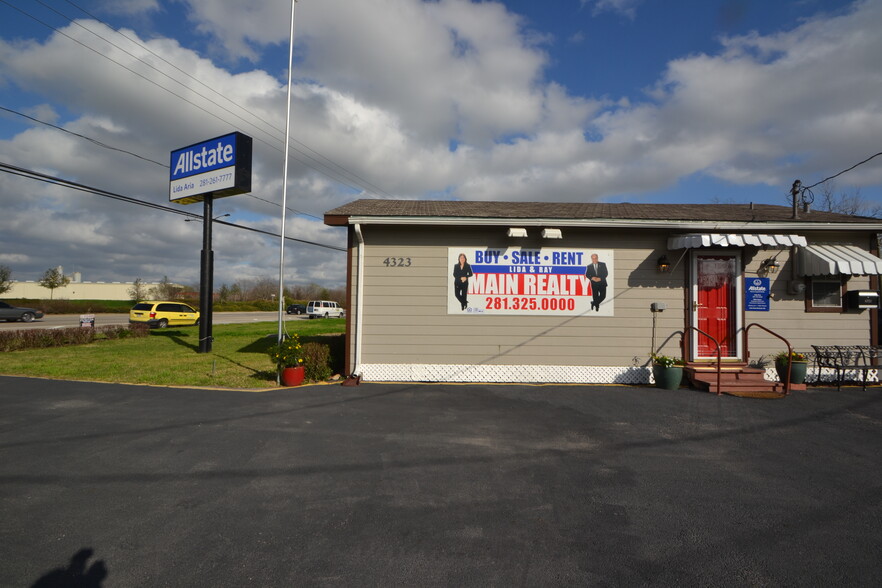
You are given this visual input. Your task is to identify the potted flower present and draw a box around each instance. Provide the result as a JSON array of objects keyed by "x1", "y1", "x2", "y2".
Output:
[
  {"x1": 651, "y1": 354, "x2": 685, "y2": 390},
  {"x1": 774, "y1": 350, "x2": 807, "y2": 385},
  {"x1": 268, "y1": 334, "x2": 305, "y2": 386}
]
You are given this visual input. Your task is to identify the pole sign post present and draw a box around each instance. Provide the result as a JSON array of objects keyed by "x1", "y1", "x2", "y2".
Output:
[
  {"x1": 169, "y1": 132, "x2": 252, "y2": 353},
  {"x1": 170, "y1": 132, "x2": 252, "y2": 204}
]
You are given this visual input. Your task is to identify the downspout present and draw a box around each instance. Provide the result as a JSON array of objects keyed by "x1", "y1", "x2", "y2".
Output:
[{"x1": 352, "y1": 223, "x2": 365, "y2": 378}]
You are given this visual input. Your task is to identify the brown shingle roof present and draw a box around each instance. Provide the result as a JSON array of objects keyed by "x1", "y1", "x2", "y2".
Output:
[{"x1": 325, "y1": 199, "x2": 879, "y2": 224}]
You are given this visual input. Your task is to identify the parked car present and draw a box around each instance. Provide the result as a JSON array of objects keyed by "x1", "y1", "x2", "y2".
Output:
[
  {"x1": 306, "y1": 300, "x2": 345, "y2": 319},
  {"x1": 0, "y1": 301, "x2": 44, "y2": 322},
  {"x1": 286, "y1": 304, "x2": 306, "y2": 315},
  {"x1": 129, "y1": 301, "x2": 200, "y2": 328}
]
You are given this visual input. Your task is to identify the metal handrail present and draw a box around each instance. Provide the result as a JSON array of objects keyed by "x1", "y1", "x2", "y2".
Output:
[
  {"x1": 684, "y1": 326, "x2": 722, "y2": 395},
  {"x1": 745, "y1": 323, "x2": 793, "y2": 395}
]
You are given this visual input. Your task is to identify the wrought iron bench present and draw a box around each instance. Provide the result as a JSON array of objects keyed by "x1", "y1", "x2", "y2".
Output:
[{"x1": 811, "y1": 345, "x2": 882, "y2": 390}]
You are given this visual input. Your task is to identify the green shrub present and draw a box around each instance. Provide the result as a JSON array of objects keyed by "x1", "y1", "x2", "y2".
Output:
[
  {"x1": 0, "y1": 324, "x2": 148, "y2": 352},
  {"x1": 302, "y1": 342, "x2": 332, "y2": 382}
]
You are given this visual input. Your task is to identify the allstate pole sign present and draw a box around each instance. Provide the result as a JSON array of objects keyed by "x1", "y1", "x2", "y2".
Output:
[
  {"x1": 169, "y1": 132, "x2": 252, "y2": 203},
  {"x1": 169, "y1": 131, "x2": 251, "y2": 355}
]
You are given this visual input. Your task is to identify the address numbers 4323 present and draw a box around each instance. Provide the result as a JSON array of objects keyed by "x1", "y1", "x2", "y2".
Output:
[{"x1": 383, "y1": 257, "x2": 412, "y2": 267}]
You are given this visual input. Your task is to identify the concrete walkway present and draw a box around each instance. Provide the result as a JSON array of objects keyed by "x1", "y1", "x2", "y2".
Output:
[{"x1": 1, "y1": 376, "x2": 880, "y2": 586}]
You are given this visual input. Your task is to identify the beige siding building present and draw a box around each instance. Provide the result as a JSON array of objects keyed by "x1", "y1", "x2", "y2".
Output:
[
  {"x1": 325, "y1": 201, "x2": 882, "y2": 386},
  {"x1": 7, "y1": 277, "x2": 167, "y2": 301}
]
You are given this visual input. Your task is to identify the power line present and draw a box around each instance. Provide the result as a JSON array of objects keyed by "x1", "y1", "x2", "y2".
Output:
[
  {"x1": 0, "y1": 104, "x2": 323, "y2": 221},
  {"x1": 2, "y1": 0, "x2": 398, "y2": 202},
  {"x1": 59, "y1": 0, "x2": 395, "y2": 200},
  {"x1": 0, "y1": 105, "x2": 168, "y2": 167},
  {"x1": 804, "y1": 151, "x2": 882, "y2": 190},
  {"x1": 0, "y1": 160, "x2": 346, "y2": 252}
]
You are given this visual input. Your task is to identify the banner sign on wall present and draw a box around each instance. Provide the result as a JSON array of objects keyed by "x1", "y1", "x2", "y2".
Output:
[
  {"x1": 448, "y1": 247, "x2": 614, "y2": 315},
  {"x1": 745, "y1": 277, "x2": 770, "y2": 311}
]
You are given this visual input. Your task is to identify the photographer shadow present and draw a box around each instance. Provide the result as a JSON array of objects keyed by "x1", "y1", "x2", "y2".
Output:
[{"x1": 31, "y1": 548, "x2": 107, "y2": 588}]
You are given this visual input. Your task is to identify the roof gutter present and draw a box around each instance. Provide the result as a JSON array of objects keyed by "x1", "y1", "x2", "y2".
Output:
[{"x1": 340, "y1": 216, "x2": 882, "y2": 232}]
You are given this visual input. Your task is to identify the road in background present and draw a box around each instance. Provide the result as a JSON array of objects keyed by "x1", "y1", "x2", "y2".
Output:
[{"x1": 0, "y1": 311, "x2": 308, "y2": 330}]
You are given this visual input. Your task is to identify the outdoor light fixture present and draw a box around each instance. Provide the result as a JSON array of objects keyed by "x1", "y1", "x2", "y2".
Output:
[
  {"x1": 541, "y1": 228, "x2": 562, "y2": 239},
  {"x1": 507, "y1": 227, "x2": 528, "y2": 238},
  {"x1": 657, "y1": 255, "x2": 671, "y2": 272},
  {"x1": 760, "y1": 258, "x2": 780, "y2": 274}
]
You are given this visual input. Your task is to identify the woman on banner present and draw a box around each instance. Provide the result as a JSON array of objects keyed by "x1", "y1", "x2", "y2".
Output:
[{"x1": 452, "y1": 253, "x2": 473, "y2": 311}]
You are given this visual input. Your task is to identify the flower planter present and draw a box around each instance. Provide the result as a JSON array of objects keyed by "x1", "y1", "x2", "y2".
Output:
[
  {"x1": 281, "y1": 366, "x2": 305, "y2": 387},
  {"x1": 775, "y1": 360, "x2": 807, "y2": 385},
  {"x1": 652, "y1": 364, "x2": 684, "y2": 390}
]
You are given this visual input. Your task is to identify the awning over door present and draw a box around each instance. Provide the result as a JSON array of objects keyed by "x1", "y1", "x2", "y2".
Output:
[
  {"x1": 667, "y1": 233, "x2": 807, "y2": 249},
  {"x1": 798, "y1": 244, "x2": 882, "y2": 276}
]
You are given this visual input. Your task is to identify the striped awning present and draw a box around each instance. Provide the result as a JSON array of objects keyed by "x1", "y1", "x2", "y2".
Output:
[
  {"x1": 667, "y1": 233, "x2": 807, "y2": 249},
  {"x1": 799, "y1": 244, "x2": 882, "y2": 276}
]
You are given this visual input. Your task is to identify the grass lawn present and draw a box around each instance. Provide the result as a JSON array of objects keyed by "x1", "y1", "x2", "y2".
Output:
[{"x1": 0, "y1": 320, "x2": 346, "y2": 389}]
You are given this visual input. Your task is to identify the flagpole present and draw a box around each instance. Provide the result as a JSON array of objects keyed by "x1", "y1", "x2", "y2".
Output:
[{"x1": 277, "y1": 0, "x2": 298, "y2": 367}]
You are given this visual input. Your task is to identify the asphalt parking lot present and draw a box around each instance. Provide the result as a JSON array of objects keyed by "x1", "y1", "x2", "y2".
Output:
[{"x1": 1, "y1": 376, "x2": 880, "y2": 586}]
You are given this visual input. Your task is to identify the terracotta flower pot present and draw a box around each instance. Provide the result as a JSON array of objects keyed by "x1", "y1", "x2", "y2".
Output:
[{"x1": 281, "y1": 366, "x2": 305, "y2": 387}]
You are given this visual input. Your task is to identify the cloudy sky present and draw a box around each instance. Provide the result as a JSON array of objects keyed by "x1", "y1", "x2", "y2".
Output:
[{"x1": 1, "y1": 0, "x2": 880, "y2": 290}]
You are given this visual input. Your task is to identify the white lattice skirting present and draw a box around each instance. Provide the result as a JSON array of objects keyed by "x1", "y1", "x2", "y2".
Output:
[
  {"x1": 359, "y1": 364, "x2": 651, "y2": 384},
  {"x1": 359, "y1": 365, "x2": 881, "y2": 385},
  {"x1": 763, "y1": 367, "x2": 880, "y2": 383}
]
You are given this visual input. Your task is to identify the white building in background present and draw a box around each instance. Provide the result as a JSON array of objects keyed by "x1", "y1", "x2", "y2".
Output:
[{"x1": 5, "y1": 272, "x2": 171, "y2": 301}]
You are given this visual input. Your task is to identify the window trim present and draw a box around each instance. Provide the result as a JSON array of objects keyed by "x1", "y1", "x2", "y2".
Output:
[{"x1": 804, "y1": 276, "x2": 847, "y2": 313}]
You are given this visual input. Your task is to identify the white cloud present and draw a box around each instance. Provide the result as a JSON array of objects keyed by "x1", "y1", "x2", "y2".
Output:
[
  {"x1": 2, "y1": 0, "x2": 882, "y2": 287},
  {"x1": 581, "y1": 0, "x2": 641, "y2": 19},
  {"x1": 0, "y1": 253, "x2": 30, "y2": 264},
  {"x1": 648, "y1": 0, "x2": 882, "y2": 186},
  {"x1": 97, "y1": 0, "x2": 161, "y2": 17}
]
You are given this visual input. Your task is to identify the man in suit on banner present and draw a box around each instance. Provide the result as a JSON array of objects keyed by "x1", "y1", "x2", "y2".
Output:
[{"x1": 585, "y1": 253, "x2": 608, "y2": 312}]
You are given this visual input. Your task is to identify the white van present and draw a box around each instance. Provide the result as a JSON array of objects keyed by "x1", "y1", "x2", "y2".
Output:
[{"x1": 306, "y1": 300, "x2": 345, "y2": 319}]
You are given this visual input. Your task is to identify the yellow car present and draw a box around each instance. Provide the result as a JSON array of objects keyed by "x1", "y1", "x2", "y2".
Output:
[{"x1": 129, "y1": 301, "x2": 200, "y2": 328}]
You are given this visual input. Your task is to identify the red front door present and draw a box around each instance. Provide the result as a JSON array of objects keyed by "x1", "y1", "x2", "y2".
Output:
[{"x1": 694, "y1": 254, "x2": 740, "y2": 358}]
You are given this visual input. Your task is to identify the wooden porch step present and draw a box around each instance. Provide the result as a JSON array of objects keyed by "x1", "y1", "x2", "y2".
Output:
[
  {"x1": 721, "y1": 389, "x2": 787, "y2": 399},
  {"x1": 685, "y1": 365, "x2": 806, "y2": 396},
  {"x1": 704, "y1": 382, "x2": 806, "y2": 394}
]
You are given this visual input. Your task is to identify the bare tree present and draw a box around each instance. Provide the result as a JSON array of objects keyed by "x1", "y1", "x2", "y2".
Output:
[
  {"x1": 285, "y1": 282, "x2": 345, "y2": 303},
  {"x1": 815, "y1": 181, "x2": 882, "y2": 218},
  {"x1": 0, "y1": 265, "x2": 12, "y2": 296},
  {"x1": 244, "y1": 278, "x2": 277, "y2": 300},
  {"x1": 148, "y1": 276, "x2": 182, "y2": 300},
  {"x1": 218, "y1": 284, "x2": 231, "y2": 303},
  {"x1": 39, "y1": 267, "x2": 70, "y2": 300},
  {"x1": 128, "y1": 278, "x2": 148, "y2": 302},
  {"x1": 228, "y1": 283, "x2": 244, "y2": 302}
]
